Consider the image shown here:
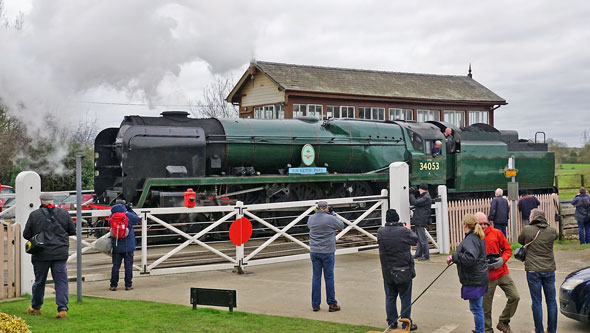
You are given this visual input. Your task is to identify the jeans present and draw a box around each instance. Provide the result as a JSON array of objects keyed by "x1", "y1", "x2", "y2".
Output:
[
  {"x1": 310, "y1": 252, "x2": 336, "y2": 308},
  {"x1": 384, "y1": 279, "x2": 412, "y2": 326},
  {"x1": 483, "y1": 274, "x2": 520, "y2": 332},
  {"x1": 31, "y1": 260, "x2": 69, "y2": 312},
  {"x1": 526, "y1": 271, "x2": 557, "y2": 333},
  {"x1": 469, "y1": 296, "x2": 485, "y2": 333},
  {"x1": 494, "y1": 224, "x2": 507, "y2": 238},
  {"x1": 576, "y1": 221, "x2": 590, "y2": 244},
  {"x1": 111, "y1": 252, "x2": 134, "y2": 288},
  {"x1": 414, "y1": 226, "x2": 429, "y2": 259}
]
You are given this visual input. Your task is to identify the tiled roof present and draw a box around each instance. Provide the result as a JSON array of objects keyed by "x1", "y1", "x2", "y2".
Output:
[{"x1": 254, "y1": 61, "x2": 506, "y2": 103}]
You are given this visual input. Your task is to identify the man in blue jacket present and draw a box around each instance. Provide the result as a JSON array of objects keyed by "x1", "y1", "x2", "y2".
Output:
[
  {"x1": 307, "y1": 201, "x2": 345, "y2": 312},
  {"x1": 572, "y1": 187, "x2": 590, "y2": 244},
  {"x1": 489, "y1": 188, "x2": 510, "y2": 237},
  {"x1": 109, "y1": 203, "x2": 140, "y2": 291}
]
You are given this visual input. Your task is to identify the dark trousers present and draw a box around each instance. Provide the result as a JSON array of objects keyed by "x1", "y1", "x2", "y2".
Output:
[
  {"x1": 494, "y1": 223, "x2": 507, "y2": 238},
  {"x1": 384, "y1": 279, "x2": 412, "y2": 326},
  {"x1": 576, "y1": 221, "x2": 590, "y2": 244},
  {"x1": 414, "y1": 226, "x2": 429, "y2": 259},
  {"x1": 310, "y1": 252, "x2": 336, "y2": 308},
  {"x1": 526, "y1": 271, "x2": 557, "y2": 333},
  {"x1": 110, "y1": 252, "x2": 134, "y2": 288},
  {"x1": 31, "y1": 260, "x2": 69, "y2": 312}
]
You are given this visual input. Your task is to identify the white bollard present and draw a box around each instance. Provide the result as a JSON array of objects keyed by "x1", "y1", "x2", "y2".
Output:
[
  {"x1": 15, "y1": 171, "x2": 41, "y2": 295},
  {"x1": 389, "y1": 162, "x2": 410, "y2": 223},
  {"x1": 437, "y1": 185, "x2": 451, "y2": 254}
]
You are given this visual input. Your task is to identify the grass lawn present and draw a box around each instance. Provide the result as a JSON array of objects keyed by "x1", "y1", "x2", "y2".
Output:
[
  {"x1": 0, "y1": 296, "x2": 378, "y2": 333},
  {"x1": 555, "y1": 163, "x2": 590, "y2": 200}
]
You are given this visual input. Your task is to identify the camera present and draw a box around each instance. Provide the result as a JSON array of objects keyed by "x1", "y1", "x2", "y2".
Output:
[
  {"x1": 327, "y1": 206, "x2": 334, "y2": 214},
  {"x1": 486, "y1": 253, "x2": 500, "y2": 265}
]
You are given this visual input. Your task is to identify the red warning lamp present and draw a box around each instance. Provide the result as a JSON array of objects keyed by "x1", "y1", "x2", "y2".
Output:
[{"x1": 184, "y1": 188, "x2": 196, "y2": 208}]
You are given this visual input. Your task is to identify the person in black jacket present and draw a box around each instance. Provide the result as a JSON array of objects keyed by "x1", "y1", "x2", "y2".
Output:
[
  {"x1": 409, "y1": 183, "x2": 431, "y2": 261},
  {"x1": 23, "y1": 193, "x2": 76, "y2": 319},
  {"x1": 447, "y1": 214, "x2": 489, "y2": 333},
  {"x1": 377, "y1": 209, "x2": 419, "y2": 331},
  {"x1": 489, "y1": 188, "x2": 510, "y2": 237}
]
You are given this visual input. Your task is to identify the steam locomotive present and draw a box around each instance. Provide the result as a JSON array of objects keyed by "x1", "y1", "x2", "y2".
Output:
[{"x1": 94, "y1": 111, "x2": 555, "y2": 210}]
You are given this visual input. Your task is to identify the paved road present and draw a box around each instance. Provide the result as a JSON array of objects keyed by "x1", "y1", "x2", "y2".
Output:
[{"x1": 75, "y1": 250, "x2": 589, "y2": 332}]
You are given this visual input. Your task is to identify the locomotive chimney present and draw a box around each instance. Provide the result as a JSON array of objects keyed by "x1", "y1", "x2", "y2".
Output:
[{"x1": 161, "y1": 111, "x2": 190, "y2": 119}]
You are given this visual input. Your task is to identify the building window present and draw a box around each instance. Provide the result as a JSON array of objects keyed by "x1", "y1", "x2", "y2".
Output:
[
  {"x1": 328, "y1": 106, "x2": 355, "y2": 119},
  {"x1": 293, "y1": 104, "x2": 307, "y2": 118},
  {"x1": 372, "y1": 107, "x2": 385, "y2": 121},
  {"x1": 254, "y1": 106, "x2": 262, "y2": 119},
  {"x1": 389, "y1": 108, "x2": 413, "y2": 121},
  {"x1": 359, "y1": 107, "x2": 371, "y2": 119},
  {"x1": 468, "y1": 111, "x2": 489, "y2": 125},
  {"x1": 277, "y1": 104, "x2": 284, "y2": 119},
  {"x1": 308, "y1": 105, "x2": 323, "y2": 119},
  {"x1": 417, "y1": 109, "x2": 440, "y2": 122},
  {"x1": 264, "y1": 105, "x2": 274, "y2": 119},
  {"x1": 444, "y1": 110, "x2": 465, "y2": 127},
  {"x1": 253, "y1": 104, "x2": 284, "y2": 119}
]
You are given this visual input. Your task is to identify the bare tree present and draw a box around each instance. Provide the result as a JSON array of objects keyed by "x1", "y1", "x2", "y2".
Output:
[
  {"x1": 190, "y1": 76, "x2": 238, "y2": 118},
  {"x1": 69, "y1": 114, "x2": 99, "y2": 148}
]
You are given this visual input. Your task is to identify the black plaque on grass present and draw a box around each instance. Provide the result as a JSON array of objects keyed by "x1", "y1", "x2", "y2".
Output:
[{"x1": 190, "y1": 287, "x2": 237, "y2": 312}]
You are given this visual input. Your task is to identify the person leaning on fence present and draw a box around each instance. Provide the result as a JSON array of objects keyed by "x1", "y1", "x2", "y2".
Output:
[
  {"x1": 446, "y1": 214, "x2": 489, "y2": 333},
  {"x1": 23, "y1": 193, "x2": 76, "y2": 319},
  {"x1": 571, "y1": 186, "x2": 590, "y2": 244},
  {"x1": 488, "y1": 188, "x2": 510, "y2": 238},
  {"x1": 409, "y1": 183, "x2": 431, "y2": 261},
  {"x1": 307, "y1": 201, "x2": 345, "y2": 312},
  {"x1": 517, "y1": 190, "x2": 540, "y2": 225},
  {"x1": 475, "y1": 212, "x2": 519, "y2": 333},
  {"x1": 518, "y1": 208, "x2": 558, "y2": 333},
  {"x1": 377, "y1": 209, "x2": 419, "y2": 331},
  {"x1": 109, "y1": 203, "x2": 140, "y2": 291}
]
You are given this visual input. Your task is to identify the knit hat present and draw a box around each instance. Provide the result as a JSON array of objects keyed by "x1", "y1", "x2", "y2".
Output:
[
  {"x1": 317, "y1": 201, "x2": 328, "y2": 208},
  {"x1": 39, "y1": 193, "x2": 54, "y2": 202},
  {"x1": 386, "y1": 209, "x2": 400, "y2": 223},
  {"x1": 419, "y1": 183, "x2": 429, "y2": 191}
]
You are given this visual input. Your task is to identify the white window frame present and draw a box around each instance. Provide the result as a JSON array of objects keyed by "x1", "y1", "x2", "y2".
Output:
[
  {"x1": 277, "y1": 104, "x2": 285, "y2": 119},
  {"x1": 444, "y1": 110, "x2": 465, "y2": 127},
  {"x1": 293, "y1": 104, "x2": 307, "y2": 118},
  {"x1": 417, "y1": 109, "x2": 440, "y2": 122},
  {"x1": 327, "y1": 106, "x2": 356, "y2": 119},
  {"x1": 359, "y1": 107, "x2": 371, "y2": 119},
  {"x1": 468, "y1": 111, "x2": 489, "y2": 125},
  {"x1": 388, "y1": 108, "x2": 413, "y2": 121},
  {"x1": 254, "y1": 106, "x2": 263, "y2": 119},
  {"x1": 372, "y1": 107, "x2": 385, "y2": 121},
  {"x1": 307, "y1": 104, "x2": 323, "y2": 119}
]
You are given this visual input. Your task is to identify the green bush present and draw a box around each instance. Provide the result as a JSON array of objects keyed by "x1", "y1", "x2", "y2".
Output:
[{"x1": 0, "y1": 312, "x2": 31, "y2": 333}]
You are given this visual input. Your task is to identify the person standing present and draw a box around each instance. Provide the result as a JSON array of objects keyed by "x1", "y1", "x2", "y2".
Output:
[
  {"x1": 571, "y1": 187, "x2": 590, "y2": 244},
  {"x1": 475, "y1": 212, "x2": 519, "y2": 333},
  {"x1": 410, "y1": 184, "x2": 431, "y2": 261},
  {"x1": 447, "y1": 214, "x2": 489, "y2": 333},
  {"x1": 518, "y1": 209, "x2": 558, "y2": 333},
  {"x1": 109, "y1": 203, "x2": 140, "y2": 291},
  {"x1": 377, "y1": 209, "x2": 419, "y2": 331},
  {"x1": 444, "y1": 127, "x2": 456, "y2": 153},
  {"x1": 23, "y1": 193, "x2": 76, "y2": 319},
  {"x1": 517, "y1": 191, "x2": 540, "y2": 225},
  {"x1": 488, "y1": 188, "x2": 510, "y2": 238},
  {"x1": 307, "y1": 201, "x2": 344, "y2": 312}
]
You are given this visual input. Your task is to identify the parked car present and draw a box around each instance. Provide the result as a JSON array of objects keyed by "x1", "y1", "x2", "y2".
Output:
[
  {"x1": 0, "y1": 184, "x2": 14, "y2": 212},
  {"x1": 560, "y1": 266, "x2": 590, "y2": 324}
]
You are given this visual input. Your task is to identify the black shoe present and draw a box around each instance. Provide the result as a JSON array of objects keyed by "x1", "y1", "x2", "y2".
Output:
[
  {"x1": 387, "y1": 322, "x2": 398, "y2": 329},
  {"x1": 109, "y1": 287, "x2": 117, "y2": 291},
  {"x1": 125, "y1": 286, "x2": 133, "y2": 291},
  {"x1": 402, "y1": 323, "x2": 418, "y2": 331},
  {"x1": 312, "y1": 307, "x2": 320, "y2": 312}
]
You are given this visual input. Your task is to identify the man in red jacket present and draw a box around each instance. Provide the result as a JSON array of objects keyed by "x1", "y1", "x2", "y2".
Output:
[{"x1": 475, "y1": 212, "x2": 520, "y2": 333}]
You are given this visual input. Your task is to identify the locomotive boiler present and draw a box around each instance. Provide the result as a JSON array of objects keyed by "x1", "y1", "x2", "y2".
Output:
[{"x1": 94, "y1": 111, "x2": 555, "y2": 209}]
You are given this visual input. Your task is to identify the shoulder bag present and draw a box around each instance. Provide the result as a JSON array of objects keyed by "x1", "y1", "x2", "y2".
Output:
[
  {"x1": 25, "y1": 208, "x2": 65, "y2": 254},
  {"x1": 514, "y1": 229, "x2": 541, "y2": 262}
]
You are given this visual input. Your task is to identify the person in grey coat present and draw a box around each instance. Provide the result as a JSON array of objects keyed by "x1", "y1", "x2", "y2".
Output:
[
  {"x1": 571, "y1": 187, "x2": 590, "y2": 244},
  {"x1": 307, "y1": 201, "x2": 345, "y2": 312},
  {"x1": 410, "y1": 183, "x2": 431, "y2": 260},
  {"x1": 488, "y1": 188, "x2": 510, "y2": 237}
]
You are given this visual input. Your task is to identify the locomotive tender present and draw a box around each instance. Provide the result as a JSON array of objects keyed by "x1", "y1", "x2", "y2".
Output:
[{"x1": 94, "y1": 111, "x2": 555, "y2": 208}]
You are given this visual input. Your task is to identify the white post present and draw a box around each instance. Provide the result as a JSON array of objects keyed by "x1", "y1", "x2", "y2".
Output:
[
  {"x1": 437, "y1": 185, "x2": 450, "y2": 254},
  {"x1": 389, "y1": 162, "x2": 410, "y2": 223},
  {"x1": 141, "y1": 212, "x2": 148, "y2": 273},
  {"x1": 380, "y1": 189, "x2": 389, "y2": 226},
  {"x1": 235, "y1": 201, "x2": 245, "y2": 273},
  {"x1": 16, "y1": 171, "x2": 41, "y2": 295}
]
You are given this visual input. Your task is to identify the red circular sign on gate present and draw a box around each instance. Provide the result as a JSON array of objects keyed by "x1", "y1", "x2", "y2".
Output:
[{"x1": 229, "y1": 217, "x2": 253, "y2": 246}]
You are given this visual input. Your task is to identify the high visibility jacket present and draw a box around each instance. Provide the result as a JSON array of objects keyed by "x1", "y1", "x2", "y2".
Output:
[{"x1": 483, "y1": 226, "x2": 512, "y2": 281}]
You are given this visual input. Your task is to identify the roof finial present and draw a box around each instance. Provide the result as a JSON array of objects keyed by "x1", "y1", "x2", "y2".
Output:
[{"x1": 468, "y1": 63, "x2": 472, "y2": 78}]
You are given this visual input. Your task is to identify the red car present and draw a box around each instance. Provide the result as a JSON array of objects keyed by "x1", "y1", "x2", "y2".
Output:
[{"x1": 0, "y1": 184, "x2": 14, "y2": 213}]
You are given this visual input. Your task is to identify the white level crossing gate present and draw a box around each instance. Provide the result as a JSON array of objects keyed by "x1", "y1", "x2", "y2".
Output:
[{"x1": 14, "y1": 164, "x2": 450, "y2": 289}]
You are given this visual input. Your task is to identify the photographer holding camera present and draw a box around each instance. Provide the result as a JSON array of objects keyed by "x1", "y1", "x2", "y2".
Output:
[
  {"x1": 475, "y1": 212, "x2": 519, "y2": 333},
  {"x1": 377, "y1": 209, "x2": 418, "y2": 331},
  {"x1": 307, "y1": 201, "x2": 344, "y2": 312}
]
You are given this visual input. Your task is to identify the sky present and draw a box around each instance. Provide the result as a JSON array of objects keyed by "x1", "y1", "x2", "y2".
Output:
[{"x1": 1, "y1": 0, "x2": 589, "y2": 147}]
